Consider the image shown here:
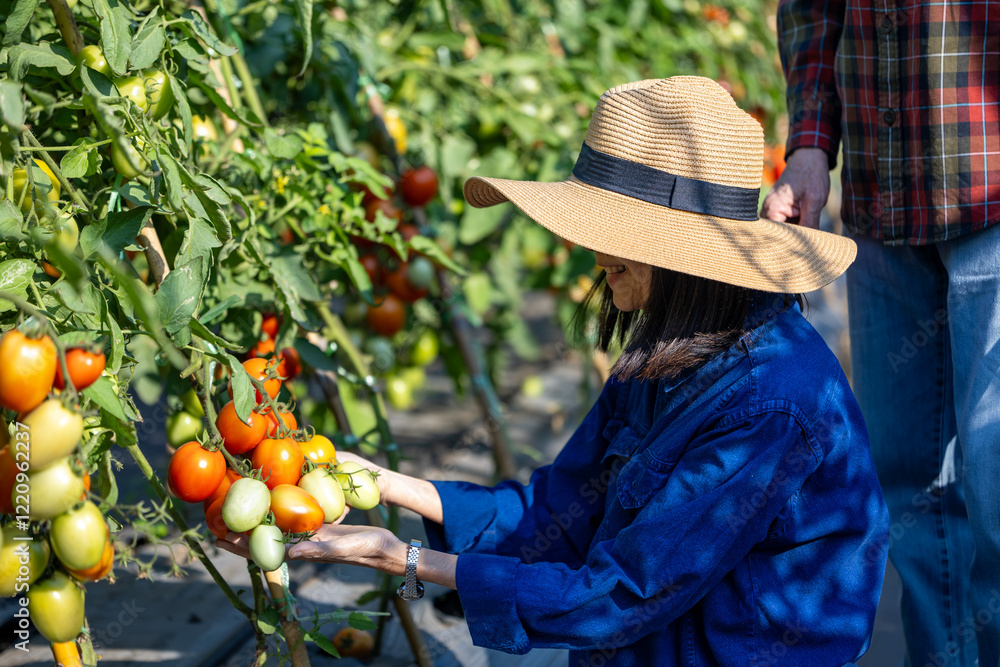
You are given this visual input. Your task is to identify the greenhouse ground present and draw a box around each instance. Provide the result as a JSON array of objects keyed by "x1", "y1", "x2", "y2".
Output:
[{"x1": 0, "y1": 288, "x2": 904, "y2": 667}]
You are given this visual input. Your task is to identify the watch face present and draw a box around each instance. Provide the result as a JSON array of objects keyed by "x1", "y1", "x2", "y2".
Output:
[{"x1": 397, "y1": 581, "x2": 425, "y2": 601}]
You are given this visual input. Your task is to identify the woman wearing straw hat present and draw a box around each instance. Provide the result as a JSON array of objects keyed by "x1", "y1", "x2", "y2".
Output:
[{"x1": 220, "y1": 77, "x2": 890, "y2": 665}]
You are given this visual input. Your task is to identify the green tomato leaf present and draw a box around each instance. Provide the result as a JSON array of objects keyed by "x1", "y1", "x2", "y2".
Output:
[
  {"x1": 129, "y1": 12, "x2": 165, "y2": 70},
  {"x1": 103, "y1": 206, "x2": 153, "y2": 255},
  {"x1": 117, "y1": 181, "x2": 152, "y2": 208},
  {"x1": 3, "y1": 0, "x2": 39, "y2": 47},
  {"x1": 0, "y1": 202, "x2": 25, "y2": 241},
  {"x1": 99, "y1": 292, "x2": 126, "y2": 375},
  {"x1": 78, "y1": 65, "x2": 117, "y2": 99},
  {"x1": 225, "y1": 352, "x2": 254, "y2": 423},
  {"x1": 198, "y1": 294, "x2": 241, "y2": 325},
  {"x1": 178, "y1": 10, "x2": 238, "y2": 56},
  {"x1": 348, "y1": 612, "x2": 378, "y2": 631},
  {"x1": 7, "y1": 42, "x2": 76, "y2": 80},
  {"x1": 189, "y1": 319, "x2": 237, "y2": 350},
  {"x1": 155, "y1": 148, "x2": 186, "y2": 211},
  {"x1": 264, "y1": 128, "x2": 304, "y2": 160},
  {"x1": 175, "y1": 215, "x2": 222, "y2": 267},
  {"x1": 292, "y1": 338, "x2": 337, "y2": 373},
  {"x1": 409, "y1": 236, "x2": 465, "y2": 275},
  {"x1": 293, "y1": 0, "x2": 314, "y2": 77},
  {"x1": 306, "y1": 631, "x2": 339, "y2": 658},
  {"x1": 459, "y1": 204, "x2": 507, "y2": 245},
  {"x1": 60, "y1": 140, "x2": 97, "y2": 179},
  {"x1": 0, "y1": 81, "x2": 26, "y2": 132},
  {"x1": 155, "y1": 259, "x2": 206, "y2": 334},
  {"x1": 83, "y1": 376, "x2": 130, "y2": 422},
  {"x1": 256, "y1": 606, "x2": 279, "y2": 636},
  {"x1": 92, "y1": 0, "x2": 133, "y2": 76},
  {"x1": 268, "y1": 251, "x2": 321, "y2": 322},
  {"x1": 0, "y1": 258, "x2": 32, "y2": 311},
  {"x1": 167, "y1": 73, "x2": 193, "y2": 156},
  {"x1": 97, "y1": 450, "x2": 119, "y2": 506}
]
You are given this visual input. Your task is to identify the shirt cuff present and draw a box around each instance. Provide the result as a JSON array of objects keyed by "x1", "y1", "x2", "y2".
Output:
[
  {"x1": 786, "y1": 122, "x2": 840, "y2": 169},
  {"x1": 422, "y1": 481, "x2": 500, "y2": 554},
  {"x1": 456, "y1": 552, "x2": 531, "y2": 654}
]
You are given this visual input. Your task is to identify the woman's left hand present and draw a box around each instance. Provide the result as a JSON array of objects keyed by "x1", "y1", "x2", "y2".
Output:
[{"x1": 216, "y1": 523, "x2": 407, "y2": 576}]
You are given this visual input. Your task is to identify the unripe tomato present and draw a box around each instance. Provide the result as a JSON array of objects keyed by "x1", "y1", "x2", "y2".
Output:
[
  {"x1": 385, "y1": 375, "x2": 414, "y2": 410},
  {"x1": 50, "y1": 213, "x2": 80, "y2": 257},
  {"x1": 216, "y1": 402, "x2": 268, "y2": 455},
  {"x1": 221, "y1": 477, "x2": 271, "y2": 533},
  {"x1": 76, "y1": 45, "x2": 110, "y2": 75},
  {"x1": 408, "y1": 330, "x2": 439, "y2": 366},
  {"x1": 50, "y1": 500, "x2": 108, "y2": 571},
  {"x1": 298, "y1": 468, "x2": 346, "y2": 523},
  {"x1": 0, "y1": 329, "x2": 56, "y2": 414},
  {"x1": 251, "y1": 438, "x2": 304, "y2": 489},
  {"x1": 383, "y1": 107, "x2": 408, "y2": 155},
  {"x1": 228, "y1": 358, "x2": 281, "y2": 405},
  {"x1": 114, "y1": 75, "x2": 149, "y2": 112},
  {"x1": 11, "y1": 159, "x2": 60, "y2": 215},
  {"x1": 181, "y1": 388, "x2": 205, "y2": 419},
  {"x1": 21, "y1": 399, "x2": 84, "y2": 470},
  {"x1": 263, "y1": 408, "x2": 297, "y2": 438},
  {"x1": 270, "y1": 484, "x2": 324, "y2": 533},
  {"x1": 53, "y1": 348, "x2": 106, "y2": 392},
  {"x1": 166, "y1": 410, "x2": 204, "y2": 449},
  {"x1": 364, "y1": 336, "x2": 396, "y2": 373},
  {"x1": 299, "y1": 434, "x2": 336, "y2": 467},
  {"x1": 366, "y1": 294, "x2": 406, "y2": 337},
  {"x1": 203, "y1": 468, "x2": 241, "y2": 508},
  {"x1": 110, "y1": 141, "x2": 148, "y2": 180},
  {"x1": 192, "y1": 115, "x2": 219, "y2": 142},
  {"x1": 400, "y1": 166, "x2": 439, "y2": 207},
  {"x1": 142, "y1": 69, "x2": 174, "y2": 119},
  {"x1": 248, "y1": 524, "x2": 285, "y2": 572},
  {"x1": 0, "y1": 446, "x2": 17, "y2": 514},
  {"x1": 167, "y1": 442, "x2": 226, "y2": 503},
  {"x1": 332, "y1": 627, "x2": 375, "y2": 659},
  {"x1": 67, "y1": 539, "x2": 114, "y2": 582},
  {"x1": 334, "y1": 461, "x2": 381, "y2": 510},
  {"x1": 354, "y1": 141, "x2": 380, "y2": 169},
  {"x1": 407, "y1": 257, "x2": 436, "y2": 290},
  {"x1": 27, "y1": 572, "x2": 85, "y2": 643},
  {"x1": 203, "y1": 495, "x2": 229, "y2": 539},
  {"x1": 0, "y1": 525, "x2": 49, "y2": 596},
  {"x1": 400, "y1": 366, "x2": 426, "y2": 392},
  {"x1": 23, "y1": 457, "x2": 85, "y2": 520},
  {"x1": 261, "y1": 313, "x2": 281, "y2": 341}
]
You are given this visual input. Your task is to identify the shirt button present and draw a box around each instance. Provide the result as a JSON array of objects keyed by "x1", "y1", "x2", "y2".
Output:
[
  {"x1": 880, "y1": 16, "x2": 894, "y2": 33},
  {"x1": 883, "y1": 109, "x2": 897, "y2": 126}
]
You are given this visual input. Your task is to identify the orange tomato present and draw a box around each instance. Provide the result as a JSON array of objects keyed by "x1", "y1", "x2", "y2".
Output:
[
  {"x1": 263, "y1": 408, "x2": 298, "y2": 438},
  {"x1": 204, "y1": 468, "x2": 242, "y2": 508},
  {"x1": 216, "y1": 401, "x2": 268, "y2": 455},
  {"x1": 167, "y1": 442, "x2": 226, "y2": 503},
  {"x1": 67, "y1": 538, "x2": 114, "y2": 582},
  {"x1": 251, "y1": 438, "x2": 304, "y2": 489},
  {"x1": 332, "y1": 627, "x2": 375, "y2": 659},
  {"x1": 270, "y1": 484, "x2": 324, "y2": 534},
  {"x1": 299, "y1": 434, "x2": 336, "y2": 467},
  {"x1": 248, "y1": 338, "x2": 275, "y2": 360},
  {"x1": 276, "y1": 347, "x2": 301, "y2": 380},
  {"x1": 202, "y1": 496, "x2": 230, "y2": 539},
  {"x1": 261, "y1": 314, "x2": 281, "y2": 341},
  {"x1": 228, "y1": 358, "x2": 281, "y2": 405},
  {"x1": 0, "y1": 330, "x2": 57, "y2": 414}
]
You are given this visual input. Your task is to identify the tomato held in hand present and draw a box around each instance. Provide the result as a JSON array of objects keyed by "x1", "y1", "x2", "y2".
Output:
[
  {"x1": 203, "y1": 496, "x2": 229, "y2": 539},
  {"x1": 53, "y1": 348, "x2": 106, "y2": 392},
  {"x1": 167, "y1": 442, "x2": 226, "y2": 503},
  {"x1": 298, "y1": 468, "x2": 346, "y2": 523},
  {"x1": 270, "y1": 484, "x2": 324, "y2": 534},
  {"x1": 0, "y1": 329, "x2": 57, "y2": 413},
  {"x1": 334, "y1": 461, "x2": 381, "y2": 510},
  {"x1": 216, "y1": 402, "x2": 268, "y2": 455},
  {"x1": 27, "y1": 572, "x2": 85, "y2": 643},
  {"x1": 249, "y1": 524, "x2": 286, "y2": 571},
  {"x1": 366, "y1": 294, "x2": 406, "y2": 337},
  {"x1": 251, "y1": 438, "x2": 304, "y2": 489},
  {"x1": 50, "y1": 500, "x2": 108, "y2": 571},
  {"x1": 299, "y1": 434, "x2": 336, "y2": 467},
  {"x1": 400, "y1": 166, "x2": 439, "y2": 207},
  {"x1": 221, "y1": 477, "x2": 272, "y2": 533}
]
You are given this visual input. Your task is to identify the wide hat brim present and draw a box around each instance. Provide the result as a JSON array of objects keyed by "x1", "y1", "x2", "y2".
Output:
[{"x1": 464, "y1": 175, "x2": 855, "y2": 294}]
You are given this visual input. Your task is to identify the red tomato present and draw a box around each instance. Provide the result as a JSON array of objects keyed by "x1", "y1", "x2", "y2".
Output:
[
  {"x1": 0, "y1": 330, "x2": 57, "y2": 413},
  {"x1": 204, "y1": 468, "x2": 242, "y2": 508},
  {"x1": 397, "y1": 223, "x2": 419, "y2": 242},
  {"x1": 263, "y1": 408, "x2": 298, "y2": 438},
  {"x1": 227, "y1": 358, "x2": 281, "y2": 405},
  {"x1": 251, "y1": 438, "x2": 304, "y2": 489},
  {"x1": 400, "y1": 166, "x2": 439, "y2": 207},
  {"x1": 270, "y1": 484, "x2": 324, "y2": 534},
  {"x1": 53, "y1": 348, "x2": 106, "y2": 391},
  {"x1": 276, "y1": 347, "x2": 301, "y2": 380},
  {"x1": 167, "y1": 442, "x2": 226, "y2": 503},
  {"x1": 366, "y1": 294, "x2": 406, "y2": 337},
  {"x1": 364, "y1": 198, "x2": 402, "y2": 223},
  {"x1": 0, "y1": 445, "x2": 17, "y2": 514},
  {"x1": 203, "y1": 496, "x2": 230, "y2": 539},
  {"x1": 261, "y1": 314, "x2": 281, "y2": 341},
  {"x1": 384, "y1": 264, "x2": 428, "y2": 303},
  {"x1": 216, "y1": 401, "x2": 268, "y2": 455},
  {"x1": 359, "y1": 254, "x2": 381, "y2": 285}
]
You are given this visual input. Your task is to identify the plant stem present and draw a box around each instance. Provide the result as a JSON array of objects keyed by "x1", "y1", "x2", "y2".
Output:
[
  {"x1": 230, "y1": 52, "x2": 269, "y2": 129},
  {"x1": 123, "y1": 443, "x2": 253, "y2": 617},
  {"x1": 22, "y1": 130, "x2": 91, "y2": 211},
  {"x1": 47, "y1": 0, "x2": 84, "y2": 56},
  {"x1": 264, "y1": 569, "x2": 310, "y2": 667}
]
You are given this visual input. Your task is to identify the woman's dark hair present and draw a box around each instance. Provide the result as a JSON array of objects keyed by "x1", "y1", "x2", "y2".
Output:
[{"x1": 575, "y1": 268, "x2": 804, "y2": 382}]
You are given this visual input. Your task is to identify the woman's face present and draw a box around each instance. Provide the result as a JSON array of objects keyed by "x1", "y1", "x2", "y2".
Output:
[{"x1": 595, "y1": 252, "x2": 653, "y2": 312}]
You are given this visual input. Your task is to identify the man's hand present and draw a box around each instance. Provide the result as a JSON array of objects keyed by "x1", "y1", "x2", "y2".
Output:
[{"x1": 760, "y1": 147, "x2": 831, "y2": 229}]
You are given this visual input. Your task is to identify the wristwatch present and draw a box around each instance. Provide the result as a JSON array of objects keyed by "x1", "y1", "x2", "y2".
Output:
[{"x1": 396, "y1": 539, "x2": 425, "y2": 601}]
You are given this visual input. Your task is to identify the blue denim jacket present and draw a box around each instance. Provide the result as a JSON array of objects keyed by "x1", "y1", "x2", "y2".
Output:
[{"x1": 425, "y1": 303, "x2": 890, "y2": 666}]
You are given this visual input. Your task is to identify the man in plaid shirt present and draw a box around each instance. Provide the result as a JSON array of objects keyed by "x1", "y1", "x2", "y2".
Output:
[{"x1": 762, "y1": 2, "x2": 1000, "y2": 666}]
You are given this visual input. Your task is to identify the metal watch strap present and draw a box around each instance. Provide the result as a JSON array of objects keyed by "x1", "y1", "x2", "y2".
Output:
[{"x1": 396, "y1": 539, "x2": 425, "y2": 601}]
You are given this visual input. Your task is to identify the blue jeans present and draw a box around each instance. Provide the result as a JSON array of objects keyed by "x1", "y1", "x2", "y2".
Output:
[{"x1": 847, "y1": 224, "x2": 1000, "y2": 667}]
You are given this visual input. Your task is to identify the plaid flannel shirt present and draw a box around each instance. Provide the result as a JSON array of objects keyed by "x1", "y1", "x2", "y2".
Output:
[{"x1": 777, "y1": 1, "x2": 1000, "y2": 246}]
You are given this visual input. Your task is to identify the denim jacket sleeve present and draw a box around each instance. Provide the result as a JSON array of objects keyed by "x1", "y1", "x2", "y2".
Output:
[
  {"x1": 450, "y1": 408, "x2": 822, "y2": 654},
  {"x1": 423, "y1": 382, "x2": 617, "y2": 567}
]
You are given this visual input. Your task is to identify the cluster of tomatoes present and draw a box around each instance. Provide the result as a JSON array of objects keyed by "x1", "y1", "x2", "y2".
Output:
[
  {"x1": 166, "y1": 323, "x2": 380, "y2": 573},
  {"x1": 0, "y1": 328, "x2": 111, "y2": 647}
]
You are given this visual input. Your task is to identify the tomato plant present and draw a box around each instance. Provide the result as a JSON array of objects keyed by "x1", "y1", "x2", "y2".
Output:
[
  {"x1": 298, "y1": 468, "x2": 346, "y2": 523},
  {"x1": 334, "y1": 462, "x2": 381, "y2": 511}
]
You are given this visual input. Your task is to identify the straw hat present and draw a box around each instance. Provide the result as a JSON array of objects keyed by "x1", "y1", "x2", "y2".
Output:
[{"x1": 463, "y1": 76, "x2": 855, "y2": 293}]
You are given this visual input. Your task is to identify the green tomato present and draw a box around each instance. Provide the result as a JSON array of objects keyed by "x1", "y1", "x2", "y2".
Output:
[
  {"x1": 298, "y1": 468, "x2": 346, "y2": 523},
  {"x1": 339, "y1": 380, "x2": 378, "y2": 439},
  {"x1": 364, "y1": 336, "x2": 396, "y2": 374},
  {"x1": 334, "y1": 461, "x2": 380, "y2": 510},
  {"x1": 21, "y1": 398, "x2": 84, "y2": 470},
  {"x1": 406, "y1": 257, "x2": 436, "y2": 290},
  {"x1": 27, "y1": 572, "x2": 85, "y2": 643},
  {"x1": 400, "y1": 366, "x2": 426, "y2": 391},
  {"x1": 50, "y1": 500, "x2": 107, "y2": 571},
  {"x1": 166, "y1": 411, "x2": 203, "y2": 449},
  {"x1": 180, "y1": 388, "x2": 205, "y2": 419},
  {"x1": 521, "y1": 375, "x2": 545, "y2": 398},
  {"x1": 114, "y1": 75, "x2": 149, "y2": 112},
  {"x1": 384, "y1": 375, "x2": 414, "y2": 411},
  {"x1": 51, "y1": 213, "x2": 80, "y2": 256},
  {"x1": 0, "y1": 526, "x2": 50, "y2": 597},
  {"x1": 408, "y1": 330, "x2": 439, "y2": 367},
  {"x1": 22, "y1": 458, "x2": 85, "y2": 520},
  {"x1": 142, "y1": 70, "x2": 174, "y2": 120},
  {"x1": 110, "y1": 141, "x2": 148, "y2": 180},
  {"x1": 222, "y1": 478, "x2": 271, "y2": 533},
  {"x1": 463, "y1": 273, "x2": 493, "y2": 315},
  {"x1": 76, "y1": 45, "x2": 110, "y2": 76},
  {"x1": 248, "y1": 524, "x2": 285, "y2": 572},
  {"x1": 11, "y1": 160, "x2": 59, "y2": 215}
]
